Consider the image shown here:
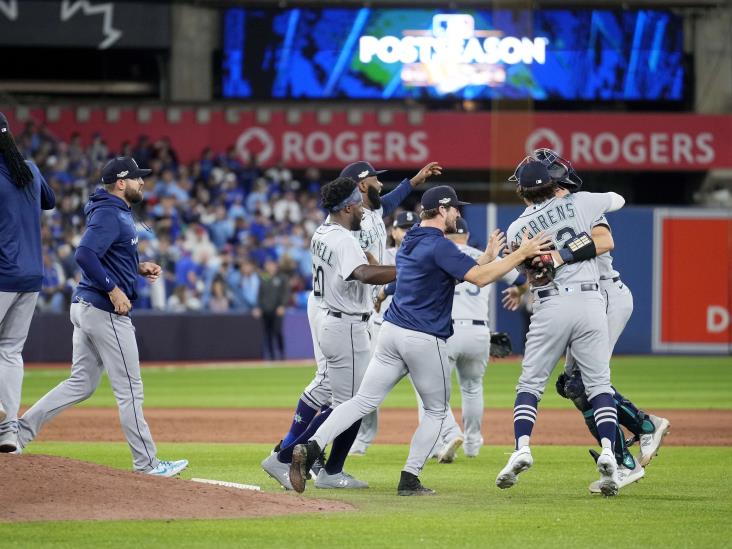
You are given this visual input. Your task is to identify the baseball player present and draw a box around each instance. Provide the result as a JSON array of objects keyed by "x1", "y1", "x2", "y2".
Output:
[
  {"x1": 496, "y1": 160, "x2": 626, "y2": 496},
  {"x1": 261, "y1": 177, "x2": 396, "y2": 490},
  {"x1": 17, "y1": 157, "x2": 188, "y2": 477},
  {"x1": 514, "y1": 149, "x2": 670, "y2": 492},
  {"x1": 265, "y1": 160, "x2": 440, "y2": 466},
  {"x1": 288, "y1": 185, "x2": 550, "y2": 496},
  {"x1": 429, "y1": 218, "x2": 527, "y2": 463},
  {"x1": 349, "y1": 210, "x2": 419, "y2": 455},
  {"x1": 0, "y1": 112, "x2": 56, "y2": 452}
]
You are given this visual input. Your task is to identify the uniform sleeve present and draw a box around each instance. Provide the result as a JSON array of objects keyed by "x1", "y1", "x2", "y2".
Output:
[
  {"x1": 593, "y1": 215, "x2": 611, "y2": 230},
  {"x1": 575, "y1": 192, "x2": 624, "y2": 221},
  {"x1": 27, "y1": 161, "x2": 55, "y2": 210},
  {"x1": 79, "y1": 210, "x2": 120, "y2": 256},
  {"x1": 434, "y1": 239, "x2": 477, "y2": 281},
  {"x1": 338, "y1": 236, "x2": 369, "y2": 280},
  {"x1": 75, "y1": 247, "x2": 116, "y2": 292},
  {"x1": 380, "y1": 179, "x2": 413, "y2": 217}
]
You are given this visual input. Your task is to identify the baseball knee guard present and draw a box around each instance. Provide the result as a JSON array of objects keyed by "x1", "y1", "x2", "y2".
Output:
[{"x1": 613, "y1": 387, "x2": 654, "y2": 437}]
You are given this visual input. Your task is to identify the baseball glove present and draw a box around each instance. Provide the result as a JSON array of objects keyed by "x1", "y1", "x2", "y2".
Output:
[
  {"x1": 511, "y1": 242, "x2": 556, "y2": 286},
  {"x1": 489, "y1": 332, "x2": 512, "y2": 358}
]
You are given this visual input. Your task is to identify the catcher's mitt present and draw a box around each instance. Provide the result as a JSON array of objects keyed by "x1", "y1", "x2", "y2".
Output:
[
  {"x1": 489, "y1": 332, "x2": 512, "y2": 358},
  {"x1": 511, "y1": 242, "x2": 556, "y2": 286}
]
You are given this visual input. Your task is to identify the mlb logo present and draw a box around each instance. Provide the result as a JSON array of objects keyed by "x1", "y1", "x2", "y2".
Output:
[{"x1": 432, "y1": 14, "x2": 474, "y2": 40}]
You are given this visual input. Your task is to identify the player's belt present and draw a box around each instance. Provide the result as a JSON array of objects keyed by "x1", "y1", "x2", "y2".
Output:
[
  {"x1": 328, "y1": 310, "x2": 371, "y2": 322},
  {"x1": 536, "y1": 282, "x2": 599, "y2": 299},
  {"x1": 451, "y1": 320, "x2": 487, "y2": 326}
]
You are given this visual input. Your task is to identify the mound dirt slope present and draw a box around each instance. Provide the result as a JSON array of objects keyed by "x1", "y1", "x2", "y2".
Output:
[{"x1": 0, "y1": 455, "x2": 353, "y2": 522}]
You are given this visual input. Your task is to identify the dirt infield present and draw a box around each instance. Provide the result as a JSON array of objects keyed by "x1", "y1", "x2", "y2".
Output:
[
  {"x1": 0, "y1": 454, "x2": 353, "y2": 522},
  {"x1": 23, "y1": 407, "x2": 732, "y2": 446}
]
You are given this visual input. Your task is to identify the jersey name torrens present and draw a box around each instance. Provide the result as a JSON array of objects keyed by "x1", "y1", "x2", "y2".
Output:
[{"x1": 512, "y1": 202, "x2": 576, "y2": 244}]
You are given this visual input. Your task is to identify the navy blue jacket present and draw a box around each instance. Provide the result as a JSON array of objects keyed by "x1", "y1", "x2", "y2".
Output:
[
  {"x1": 384, "y1": 226, "x2": 476, "y2": 340},
  {"x1": 73, "y1": 189, "x2": 139, "y2": 313},
  {"x1": 0, "y1": 158, "x2": 56, "y2": 292}
]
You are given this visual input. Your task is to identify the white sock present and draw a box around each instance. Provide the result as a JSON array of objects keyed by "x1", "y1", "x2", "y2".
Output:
[
  {"x1": 600, "y1": 437, "x2": 612, "y2": 450},
  {"x1": 517, "y1": 435, "x2": 530, "y2": 450}
]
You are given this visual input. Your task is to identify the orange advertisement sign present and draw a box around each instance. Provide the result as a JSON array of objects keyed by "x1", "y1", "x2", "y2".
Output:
[{"x1": 656, "y1": 215, "x2": 732, "y2": 352}]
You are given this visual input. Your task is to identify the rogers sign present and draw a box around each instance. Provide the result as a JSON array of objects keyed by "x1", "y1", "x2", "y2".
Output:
[
  {"x1": 235, "y1": 126, "x2": 429, "y2": 165},
  {"x1": 525, "y1": 127, "x2": 715, "y2": 167}
]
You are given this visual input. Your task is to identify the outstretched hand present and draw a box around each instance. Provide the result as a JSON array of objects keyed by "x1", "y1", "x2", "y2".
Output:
[
  {"x1": 410, "y1": 162, "x2": 443, "y2": 187},
  {"x1": 517, "y1": 231, "x2": 553, "y2": 259}
]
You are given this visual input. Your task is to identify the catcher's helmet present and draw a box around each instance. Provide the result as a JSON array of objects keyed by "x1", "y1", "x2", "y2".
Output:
[{"x1": 509, "y1": 148, "x2": 583, "y2": 191}]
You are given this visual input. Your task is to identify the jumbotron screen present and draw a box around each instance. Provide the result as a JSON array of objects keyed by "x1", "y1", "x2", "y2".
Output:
[{"x1": 221, "y1": 8, "x2": 684, "y2": 101}]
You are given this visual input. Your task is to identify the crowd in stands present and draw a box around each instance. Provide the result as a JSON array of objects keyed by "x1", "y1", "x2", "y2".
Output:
[{"x1": 20, "y1": 121, "x2": 330, "y2": 315}]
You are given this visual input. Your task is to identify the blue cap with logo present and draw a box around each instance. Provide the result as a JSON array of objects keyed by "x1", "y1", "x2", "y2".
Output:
[
  {"x1": 421, "y1": 185, "x2": 470, "y2": 210},
  {"x1": 340, "y1": 161, "x2": 387, "y2": 182},
  {"x1": 516, "y1": 160, "x2": 552, "y2": 188},
  {"x1": 454, "y1": 218, "x2": 469, "y2": 234},
  {"x1": 101, "y1": 157, "x2": 152, "y2": 184},
  {"x1": 393, "y1": 211, "x2": 419, "y2": 228}
]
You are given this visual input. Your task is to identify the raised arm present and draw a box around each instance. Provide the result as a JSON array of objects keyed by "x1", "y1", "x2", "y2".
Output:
[{"x1": 349, "y1": 265, "x2": 396, "y2": 285}]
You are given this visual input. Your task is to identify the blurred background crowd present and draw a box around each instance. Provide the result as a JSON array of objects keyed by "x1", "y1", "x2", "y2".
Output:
[{"x1": 25, "y1": 121, "x2": 332, "y2": 315}]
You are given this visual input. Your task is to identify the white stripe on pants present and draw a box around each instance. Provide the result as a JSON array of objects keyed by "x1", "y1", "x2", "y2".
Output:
[
  {"x1": 18, "y1": 302, "x2": 159, "y2": 472},
  {"x1": 312, "y1": 321, "x2": 451, "y2": 476}
]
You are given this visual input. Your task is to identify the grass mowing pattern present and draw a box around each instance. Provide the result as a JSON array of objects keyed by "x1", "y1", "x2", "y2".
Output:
[
  {"x1": 21, "y1": 356, "x2": 732, "y2": 409},
  {"x1": 2, "y1": 442, "x2": 731, "y2": 548}
]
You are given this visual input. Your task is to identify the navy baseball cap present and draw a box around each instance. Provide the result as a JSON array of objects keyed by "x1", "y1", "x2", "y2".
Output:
[
  {"x1": 517, "y1": 160, "x2": 552, "y2": 188},
  {"x1": 101, "y1": 157, "x2": 152, "y2": 184},
  {"x1": 421, "y1": 185, "x2": 470, "y2": 210},
  {"x1": 393, "y1": 211, "x2": 419, "y2": 228},
  {"x1": 340, "y1": 161, "x2": 387, "y2": 181},
  {"x1": 455, "y1": 218, "x2": 469, "y2": 234}
]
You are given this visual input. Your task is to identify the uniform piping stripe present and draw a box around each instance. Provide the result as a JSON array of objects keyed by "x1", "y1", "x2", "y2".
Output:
[
  {"x1": 419, "y1": 338, "x2": 448, "y2": 473},
  {"x1": 109, "y1": 313, "x2": 154, "y2": 469},
  {"x1": 350, "y1": 323, "x2": 355, "y2": 398}
]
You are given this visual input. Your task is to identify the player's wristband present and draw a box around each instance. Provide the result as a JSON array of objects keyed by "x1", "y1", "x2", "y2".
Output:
[{"x1": 559, "y1": 232, "x2": 597, "y2": 264}]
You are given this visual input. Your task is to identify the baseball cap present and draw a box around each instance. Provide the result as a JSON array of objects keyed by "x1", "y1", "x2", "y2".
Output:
[
  {"x1": 454, "y1": 218, "x2": 469, "y2": 234},
  {"x1": 101, "y1": 156, "x2": 152, "y2": 184},
  {"x1": 393, "y1": 211, "x2": 419, "y2": 228},
  {"x1": 421, "y1": 185, "x2": 470, "y2": 210},
  {"x1": 340, "y1": 161, "x2": 387, "y2": 181},
  {"x1": 516, "y1": 160, "x2": 552, "y2": 188}
]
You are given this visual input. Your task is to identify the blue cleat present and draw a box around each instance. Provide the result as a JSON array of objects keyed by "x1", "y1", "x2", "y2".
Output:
[{"x1": 147, "y1": 459, "x2": 189, "y2": 478}]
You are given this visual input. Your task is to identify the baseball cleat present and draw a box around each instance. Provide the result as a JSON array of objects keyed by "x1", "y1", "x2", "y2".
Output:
[
  {"x1": 638, "y1": 416, "x2": 671, "y2": 467},
  {"x1": 495, "y1": 447, "x2": 533, "y2": 489},
  {"x1": 309, "y1": 449, "x2": 326, "y2": 479},
  {"x1": 261, "y1": 453, "x2": 293, "y2": 490},
  {"x1": 596, "y1": 448, "x2": 619, "y2": 496},
  {"x1": 590, "y1": 461, "x2": 644, "y2": 494},
  {"x1": 0, "y1": 434, "x2": 18, "y2": 454},
  {"x1": 348, "y1": 445, "x2": 367, "y2": 456},
  {"x1": 397, "y1": 471, "x2": 436, "y2": 496},
  {"x1": 437, "y1": 435, "x2": 464, "y2": 464},
  {"x1": 314, "y1": 470, "x2": 369, "y2": 489},
  {"x1": 147, "y1": 459, "x2": 189, "y2": 478},
  {"x1": 290, "y1": 440, "x2": 321, "y2": 494}
]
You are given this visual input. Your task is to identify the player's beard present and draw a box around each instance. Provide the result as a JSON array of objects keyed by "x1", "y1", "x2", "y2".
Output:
[
  {"x1": 445, "y1": 214, "x2": 457, "y2": 233},
  {"x1": 350, "y1": 213, "x2": 362, "y2": 231},
  {"x1": 124, "y1": 185, "x2": 144, "y2": 204},
  {"x1": 366, "y1": 185, "x2": 381, "y2": 210}
]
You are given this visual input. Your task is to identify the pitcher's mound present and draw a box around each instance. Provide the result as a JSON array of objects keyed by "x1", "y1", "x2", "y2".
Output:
[{"x1": 0, "y1": 454, "x2": 354, "y2": 522}]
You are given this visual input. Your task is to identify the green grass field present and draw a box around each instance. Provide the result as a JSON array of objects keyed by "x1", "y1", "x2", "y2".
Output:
[{"x1": 4, "y1": 356, "x2": 732, "y2": 548}]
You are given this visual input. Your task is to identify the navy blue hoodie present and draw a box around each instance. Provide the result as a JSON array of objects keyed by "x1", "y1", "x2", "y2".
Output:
[
  {"x1": 384, "y1": 226, "x2": 477, "y2": 340},
  {"x1": 73, "y1": 189, "x2": 139, "y2": 313},
  {"x1": 0, "y1": 158, "x2": 56, "y2": 292}
]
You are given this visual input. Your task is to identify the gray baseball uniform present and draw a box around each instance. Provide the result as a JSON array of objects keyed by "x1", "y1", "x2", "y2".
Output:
[
  {"x1": 435, "y1": 246, "x2": 521, "y2": 457},
  {"x1": 507, "y1": 192, "x2": 623, "y2": 400},
  {"x1": 301, "y1": 291, "x2": 331, "y2": 409},
  {"x1": 0, "y1": 292, "x2": 39, "y2": 444},
  {"x1": 310, "y1": 223, "x2": 372, "y2": 407},
  {"x1": 18, "y1": 300, "x2": 159, "y2": 471}
]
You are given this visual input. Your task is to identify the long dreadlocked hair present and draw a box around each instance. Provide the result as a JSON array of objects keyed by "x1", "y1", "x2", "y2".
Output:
[{"x1": 0, "y1": 127, "x2": 33, "y2": 188}]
